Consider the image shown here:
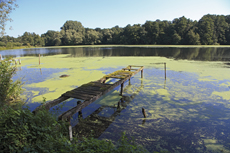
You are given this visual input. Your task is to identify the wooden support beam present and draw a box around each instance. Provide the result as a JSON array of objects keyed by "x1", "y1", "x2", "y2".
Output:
[
  {"x1": 32, "y1": 96, "x2": 69, "y2": 114},
  {"x1": 120, "y1": 83, "x2": 124, "y2": 95},
  {"x1": 117, "y1": 101, "x2": 121, "y2": 109},
  {"x1": 77, "y1": 101, "x2": 83, "y2": 119},
  {"x1": 69, "y1": 125, "x2": 73, "y2": 141},
  {"x1": 141, "y1": 69, "x2": 143, "y2": 78},
  {"x1": 122, "y1": 68, "x2": 139, "y2": 71},
  {"x1": 142, "y1": 108, "x2": 146, "y2": 118},
  {"x1": 128, "y1": 65, "x2": 143, "y2": 67}
]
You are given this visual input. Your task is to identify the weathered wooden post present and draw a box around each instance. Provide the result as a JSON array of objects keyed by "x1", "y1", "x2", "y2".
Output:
[
  {"x1": 19, "y1": 59, "x2": 21, "y2": 65},
  {"x1": 142, "y1": 108, "x2": 146, "y2": 118},
  {"x1": 77, "y1": 101, "x2": 82, "y2": 119},
  {"x1": 39, "y1": 54, "x2": 40, "y2": 65},
  {"x1": 14, "y1": 59, "x2": 17, "y2": 65},
  {"x1": 164, "y1": 63, "x2": 166, "y2": 80},
  {"x1": 129, "y1": 66, "x2": 131, "y2": 82},
  {"x1": 67, "y1": 117, "x2": 73, "y2": 141},
  {"x1": 141, "y1": 69, "x2": 143, "y2": 78},
  {"x1": 142, "y1": 119, "x2": 146, "y2": 126},
  {"x1": 120, "y1": 83, "x2": 124, "y2": 95},
  {"x1": 117, "y1": 101, "x2": 121, "y2": 109}
]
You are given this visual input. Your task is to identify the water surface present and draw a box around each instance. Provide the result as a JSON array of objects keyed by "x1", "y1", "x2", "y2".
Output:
[{"x1": 1, "y1": 47, "x2": 230, "y2": 152}]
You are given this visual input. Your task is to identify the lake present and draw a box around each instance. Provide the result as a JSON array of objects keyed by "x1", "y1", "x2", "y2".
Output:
[{"x1": 1, "y1": 46, "x2": 230, "y2": 152}]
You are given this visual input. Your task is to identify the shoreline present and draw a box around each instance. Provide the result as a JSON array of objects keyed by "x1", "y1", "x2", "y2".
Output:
[{"x1": 1, "y1": 44, "x2": 230, "y2": 51}]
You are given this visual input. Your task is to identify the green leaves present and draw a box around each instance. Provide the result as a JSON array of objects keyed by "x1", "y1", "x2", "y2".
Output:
[
  {"x1": 0, "y1": 104, "x2": 149, "y2": 152},
  {"x1": 0, "y1": 0, "x2": 18, "y2": 36},
  {"x1": 0, "y1": 58, "x2": 23, "y2": 107}
]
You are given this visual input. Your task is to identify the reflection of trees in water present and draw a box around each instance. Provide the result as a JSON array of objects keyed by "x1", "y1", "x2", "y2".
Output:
[
  {"x1": 64, "y1": 47, "x2": 230, "y2": 62},
  {"x1": 1, "y1": 47, "x2": 230, "y2": 61}
]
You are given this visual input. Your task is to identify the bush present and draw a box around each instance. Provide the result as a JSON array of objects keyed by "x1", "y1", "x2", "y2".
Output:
[
  {"x1": 0, "y1": 41, "x2": 6, "y2": 46},
  {"x1": 13, "y1": 42, "x2": 22, "y2": 47},
  {"x1": 0, "y1": 104, "x2": 149, "y2": 153},
  {"x1": 0, "y1": 58, "x2": 23, "y2": 107},
  {"x1": 6, "y1": 42, "x2": 14, "y2": 48}
]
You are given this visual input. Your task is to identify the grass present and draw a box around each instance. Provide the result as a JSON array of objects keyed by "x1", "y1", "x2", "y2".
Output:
[{"x1": 0, "y1": 46, "x2": 40, "y2": 50}]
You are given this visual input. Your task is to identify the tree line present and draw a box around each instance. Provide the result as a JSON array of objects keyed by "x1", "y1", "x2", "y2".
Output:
[{"x1": 1, "y1": 14, "x2": 230, "y2": 47}]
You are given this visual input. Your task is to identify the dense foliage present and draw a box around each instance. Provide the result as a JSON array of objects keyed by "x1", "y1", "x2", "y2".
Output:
[
  {"x1": 0, "y1": 58, "x2": 23, "y2": 107},
  {"x1": 0, "y1": 14, "x2": 230, "y2": 47},
  {"x1": 0, "y1": 105, "x2": 149, "y2": 153}
]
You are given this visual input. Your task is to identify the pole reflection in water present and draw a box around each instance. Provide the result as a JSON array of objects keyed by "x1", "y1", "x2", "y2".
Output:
[
  {"x1": 72, "y1": 79, "x2": 144, "y2": 139},
  {"x1": 40, "y1": 68, "x2": 42, "y2": 75}
]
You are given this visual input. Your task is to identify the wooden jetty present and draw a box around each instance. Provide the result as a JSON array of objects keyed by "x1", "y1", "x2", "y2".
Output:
[{"x1": 33, "y1": 65, "x2": 144, "y2": 121}]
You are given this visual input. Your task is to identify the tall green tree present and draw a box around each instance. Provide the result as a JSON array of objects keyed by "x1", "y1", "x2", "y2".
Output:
[
  {"x1": 41, "y1": 30, "x2": 62, "y2": 46},
  {"x1": 60, "y1": 20, "x2": 85, "y2": 45},
  {"x1": 198, "y1": 14, "x2": 215, "y2": 45},
  {"x1": 61, "y1": 20, "x2": 85, "y2": 34},
  {"x1": 84, "y1": 29, "x2": 102, "y2": 45},
  {"x1": 121, "y1": 24, "x2": 147, "y2": 44},
  {"x1": 214, "y1": 15, "x2": 228, "y2": 44},
  {"x1": 101, "y1": 29, "x2": 114, "y2": 44},
  {"x1": 61, "y1": 29, "x2": 84, "y2": 45},
  {"x1": 185, "y1": 29, "x2": 201, "y2": 45},
  {"x1": 143, "y1": 21, "x2": 159, "y2": 44},
  {"x1": 111, "y1": 25, "x2": 123, "y2": 44},
  {"x1": 21, "y1": 32, "x2": 44, "y2": 46}
]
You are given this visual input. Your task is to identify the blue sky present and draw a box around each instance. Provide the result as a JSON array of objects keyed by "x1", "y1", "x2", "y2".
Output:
[{"x1": 4, "y1": 0, "x2": 230, "y2": 37}]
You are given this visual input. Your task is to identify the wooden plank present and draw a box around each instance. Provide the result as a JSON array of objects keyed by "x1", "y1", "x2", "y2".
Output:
[
  {"x1": 74, "y1": 89, "x2": 102, "y2": 94},
  {"x1": 58, "y1": 66, "x2": 144, "y2": 121},
  {"x1": 74, "y1": 90, "x2": 101, "y2": 96},
  {"x1": 128, "y1": 65, "x2": 144, "y2": 67},
  {"x1": 122, "y1": 68, "x2": 139, "y2": 70},
  {"x1": 32, "y1": 96, "x2": 69, "y2": 114}
]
